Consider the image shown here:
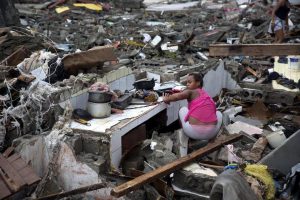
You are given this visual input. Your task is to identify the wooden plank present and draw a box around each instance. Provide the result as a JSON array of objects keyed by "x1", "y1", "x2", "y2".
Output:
[
  {"x1": 22, "y1": 172, "x2": 40, "y2": 185},
  {"x1": 11, "y1": 158, "x2": 27, "y2": 171},
  {"x1": 111, "y1": 134, "x2": 243, "y2": 197},
  {"x1": 209, "y1": 44, "x2": 300, "y2": 56},
  {"x1": 0, "y1": 46, "x2": 31, "y2": 66},
  {"x1": 0, "y1": 167, "x2": 18, "y2": 192},
  {"x1": 3, "y1": 147, "x2": 14, "y2": 158},
  {"x1": 19, "y1": 167, "x2": 40, "y2": 185},
  {"x1": 0, "y1": 179, "x2": 12, "y2": 199},
  {"x1": 0, "y1": 155, "x2": 26, "y2": 191},
  {"x1": 36, "y1": 183, "x2": 107, "y2": 200},
  {"x1": 7, "y1": 154, "x2": 21, "y2": 163}
]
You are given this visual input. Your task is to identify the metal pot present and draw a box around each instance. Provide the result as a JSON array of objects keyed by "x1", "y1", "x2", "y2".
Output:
[
  {"x1": 111, "y1": 93, "x2": 133, "y2": 109},
  {"x1": 88, "y1": 91, "x2": 112, "y2": 103},
  {"x1": 72, "y1": 109, "x2": 92, "y2": 121},
  {"x1": 87, "y1": 102, "x2": 111, "y2": 118},
  {"x1": 133, "y1": 78, "x2": 155, "y2": 90}
]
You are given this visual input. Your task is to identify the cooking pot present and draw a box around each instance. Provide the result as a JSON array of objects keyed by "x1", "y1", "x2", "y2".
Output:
[
  {"x1": 133, "y1": 78, "x2": 155, "y2": 90},
  {"x1": 88, "y1": 91, "x2": 112, "y2": 103},
  {"x1": 111, "y1": 93, "x2": 133, "y2": 110},
  {"x1": 87, "y1": 101, "x2": 111, "y2": 118},
  {"x1": 72, "y1": 109, "x2": 92, "y2": 121}
]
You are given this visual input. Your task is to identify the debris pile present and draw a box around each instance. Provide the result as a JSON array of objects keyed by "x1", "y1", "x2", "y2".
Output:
[{"x1": 0, "y1": 0, "x2": 299, "y2": 199}]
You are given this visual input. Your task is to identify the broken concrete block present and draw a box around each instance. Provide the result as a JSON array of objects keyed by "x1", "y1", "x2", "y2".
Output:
[
  {"x1": 151, "y1": 131, "x2": 174, "y2": 152},
  {"x1": 173, "y1": 163, "x2": 217, "y2": 195},
  {"x1": 67, "y1": 134, "x2": 83, "y2": 155},
  {"x1": 125, "y1": 189, "x2": 146, "y2": 200},
  {"x1": 142, "y1": 139, "x2": 177, "y2": 168},
  {"x1": 82, "y1": 135, "x2": 109, "y2": 155},
  {"x1": 232, "y1": 115, "x2": 264, "y2": 128},
  {"x1": 77, "y1": 153, "x2": 107, "y2": 174},
  {"x1": 144, "y1": 184, "x2": 164, "y2": 200},
  {"x1": 92, "y1": 156, "x2": 107, "y2": 174},
  {"x1": 122, "y1": 155, "x2": 144, "y2": 176},
  {"x1": 226, "y1": 121, "x2": 263, "y2": 136},
  {"x1": 222, "y1": 106, "x2": 242, "y2": 126}
]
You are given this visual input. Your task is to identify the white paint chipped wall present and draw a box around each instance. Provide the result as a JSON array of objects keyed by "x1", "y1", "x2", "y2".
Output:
[
  {"x1": 203, "y1": 60, "x2": 240, "y2": 98},
  {"x1": 59, "y1": 66, "x2": 135, "y2": 110}
]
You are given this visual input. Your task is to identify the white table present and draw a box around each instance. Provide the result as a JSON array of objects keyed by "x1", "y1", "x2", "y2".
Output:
[{"x1": 70, "y1": 99, "x2": 186, "y2": 168}]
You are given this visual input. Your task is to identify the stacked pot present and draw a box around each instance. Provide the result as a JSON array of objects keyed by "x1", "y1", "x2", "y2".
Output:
[{"x1": 87, "y1": 91, "x2": 112, "y2": 118}]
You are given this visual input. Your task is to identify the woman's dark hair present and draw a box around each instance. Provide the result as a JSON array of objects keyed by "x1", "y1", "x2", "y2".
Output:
[{"x1": 188, "y1": 72, "x2": 203, "y2": 87}]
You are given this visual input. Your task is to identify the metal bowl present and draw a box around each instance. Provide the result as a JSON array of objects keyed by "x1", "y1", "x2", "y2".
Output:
[{"x1": 88, "y1": 91, "x2": 112, "y2": 103}]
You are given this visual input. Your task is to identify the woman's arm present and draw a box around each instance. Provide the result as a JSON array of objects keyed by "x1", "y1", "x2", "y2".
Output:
[{"x1": 163, "y1": 90, "x2": 191, "y2": 104}]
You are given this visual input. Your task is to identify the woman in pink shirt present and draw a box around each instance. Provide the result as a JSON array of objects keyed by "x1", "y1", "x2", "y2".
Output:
[{"x1": 163, "y1": 72, "x2": 222, "y2": 140}]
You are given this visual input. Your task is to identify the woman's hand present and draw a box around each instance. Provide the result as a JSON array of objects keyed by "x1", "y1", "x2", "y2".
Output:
[{"x1": 163, "y1": 93, "x2": 171, "y2": 104}]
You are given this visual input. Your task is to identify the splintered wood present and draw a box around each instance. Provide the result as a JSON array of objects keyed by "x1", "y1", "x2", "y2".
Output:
[
  {"x1": 111, "y1": 134, "x2": 243, "y2": 197},
  {"x1": 0, "y1": 148, "x2": 40, "y2": 200},
  {"x1": 209, "y1": 44, "x2": 300, "y2": 56}
]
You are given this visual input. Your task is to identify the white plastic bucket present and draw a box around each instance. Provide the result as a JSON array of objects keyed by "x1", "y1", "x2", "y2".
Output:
[
  {"x1": 289, "y1": 57, "x2": 300, "y2": 71},
  {"x1": 266, "y1": 131, "x2": 287, "y2": 149}
]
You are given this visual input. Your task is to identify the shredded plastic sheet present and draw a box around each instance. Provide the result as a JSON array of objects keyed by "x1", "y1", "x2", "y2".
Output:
[
  {"x1": 73, "y1": 3, "x2": 102, "y2": 11},
  {"x1": 17, "y1": 50, "x2": 56, "y2": 75},
  {"x1": 245, "y1": 164, "x2": 275, "y2": 200},
  {"x1": 3, "y1": 81, "x2": 59, "y2": 135}
]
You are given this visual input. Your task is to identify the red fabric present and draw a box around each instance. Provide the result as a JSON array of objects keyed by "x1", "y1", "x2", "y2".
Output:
[{"x1": 184, "y1": 88, "x2": 217, "y2": 123}]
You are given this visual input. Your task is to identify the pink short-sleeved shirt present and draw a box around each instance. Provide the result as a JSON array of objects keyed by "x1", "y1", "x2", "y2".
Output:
[{"x1": 184, "y1": 88, "x2": 217, "y2": 123}]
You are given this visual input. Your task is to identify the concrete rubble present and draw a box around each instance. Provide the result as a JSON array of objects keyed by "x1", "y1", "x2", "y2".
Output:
[{"x1": 0, "y1": 0, "x2": 300, "y2": 199}]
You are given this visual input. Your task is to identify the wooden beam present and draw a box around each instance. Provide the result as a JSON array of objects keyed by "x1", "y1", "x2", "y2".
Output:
[
  {"x1": 3, "y1": 147, "x2": 14, "y2": 158},
  {"x1": 0, "y1": 154, "x2": 26, "y2": 192},
  {"x1": 36, "y1": 183, "x2": 107, "y2": 200},
  {"x1": 209, "y1": 44, "x2": 300, "y2": 56},
  {"x1": 0, "y1": 46, "x2": 31, "y2": 66},
  {"x1": 111, "y1": 134, "x2": 242, "y2": 197}
]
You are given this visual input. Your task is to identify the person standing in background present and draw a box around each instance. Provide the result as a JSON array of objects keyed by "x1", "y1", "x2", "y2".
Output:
[{"x1": 269, "y1": 0, "x2": 291, "y2": 43}]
